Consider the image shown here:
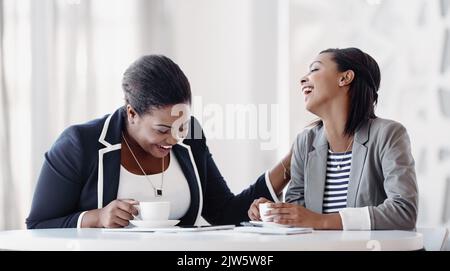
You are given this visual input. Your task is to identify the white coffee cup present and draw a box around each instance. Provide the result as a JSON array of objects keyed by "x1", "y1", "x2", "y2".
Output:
[
  {"x1": 134, "y1": 201, "x2": 170, "y2": 221},
  {"x1": 259, "y1": 202, "x2": 274, "y2": 222}
]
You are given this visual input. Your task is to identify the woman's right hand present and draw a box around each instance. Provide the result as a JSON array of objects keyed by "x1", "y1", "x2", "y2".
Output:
[
  {"x1": 96, "y1": 199, "x2": 139, "y2": 228},
  {"x1": 248, "y1": 197, "x2": 273, "y2": 221}
]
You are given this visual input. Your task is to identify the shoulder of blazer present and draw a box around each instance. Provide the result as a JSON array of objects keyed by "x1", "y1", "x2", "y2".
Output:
[
  {"x1": 44, "y1": 114, "x2": 110, "y2": 184},
  {"x1": 365, "y1": 117, "x2": 408, "y2": 144},
  {"x1": 368, "y1": 117, "x2": 406, "y2": 133},
  {"x1": 52, "y1": 114, "x2": 111, "y2": 171},
  {"x1": 293, "y1": 117, "x2": 408, "y2": 153},
  {"x1": 295, "y1": 124, "x2": 326, "y2": 153},
  {"x1": 63, "y1": 114, "x2": 110, "y2": 153}
]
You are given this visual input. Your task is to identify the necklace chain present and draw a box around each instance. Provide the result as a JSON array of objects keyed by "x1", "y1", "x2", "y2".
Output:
[
  {"x1": 333, "y1": 138, "x2": 353, "y2": 170},
  {"x1": 122, "y1": 132, "x2": 164, "y2": 197}
]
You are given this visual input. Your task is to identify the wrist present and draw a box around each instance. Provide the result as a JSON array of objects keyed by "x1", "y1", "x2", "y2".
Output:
[
  {"x1": 319, "y1": 213, "x2": 343, "y2": 230},
  {"x1": 84, "y1": 209, "x2": 101, "y2": 228},
  {"x1": 93, "y1": 209, "x2": 102, "y2": 228},
  {"x1": 314, "y1": 214, "x2": 327, "y2": 230}
]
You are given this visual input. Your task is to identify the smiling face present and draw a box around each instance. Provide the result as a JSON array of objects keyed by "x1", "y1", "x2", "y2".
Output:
[
  {"x1": 300, "y1": 52, "x2": 350, "y2": 117},
  {"x1": 125, "y1": 103, "x2": 191, "y2": 158}
]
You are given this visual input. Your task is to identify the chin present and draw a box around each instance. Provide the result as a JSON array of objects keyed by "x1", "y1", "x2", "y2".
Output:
[
  {"x1": 305, "y1": 102, "x2": 314, "y2": 112},
  {"x1": 149, "y1": 145, "x2": 170, "y2": 158},
  {"x1": 305, "y1": 98, "x2": 321, "y2": 113}
]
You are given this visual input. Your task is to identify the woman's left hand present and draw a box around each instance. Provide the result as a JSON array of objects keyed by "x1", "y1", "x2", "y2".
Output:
[
  {"x1": 266, "y1": 202, "x2": 324, "y2": 229},
  {"x1": 248, "y1": 197, "x2": 273, "y2": 221}
]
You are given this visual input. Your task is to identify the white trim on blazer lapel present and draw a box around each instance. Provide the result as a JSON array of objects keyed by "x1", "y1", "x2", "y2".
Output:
[
  {"x1": 177, "y1": 142, "x2": 203, "y2": 225},
  {"x1": 97, "y1": 114, "x2": 121, "y2": 208}
]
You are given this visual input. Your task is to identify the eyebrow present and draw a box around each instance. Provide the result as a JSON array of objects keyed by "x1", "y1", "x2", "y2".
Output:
[{"x1": 309, "y1": 61, "x2": 323, "y2": 69}]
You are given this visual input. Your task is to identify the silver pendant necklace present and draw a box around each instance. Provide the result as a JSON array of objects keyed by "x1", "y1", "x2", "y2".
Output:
[
  {"x1": 122, "y1": 132, "x2": 164, "y2": 197},
  {"x1": 336, "y1": 138, "x2": 353, "y2": 170}
]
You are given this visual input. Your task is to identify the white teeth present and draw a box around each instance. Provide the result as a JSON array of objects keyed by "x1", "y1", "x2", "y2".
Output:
[
  {"x1": 160, "y1": 145, "x2": 172, "y2": 149},
  {"x1": 303, "y1": 86, "x2": 313, "y2": 94}
]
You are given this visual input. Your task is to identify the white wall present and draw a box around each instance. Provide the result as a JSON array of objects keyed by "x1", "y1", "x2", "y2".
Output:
[{"x1": 167, "y1": 0, "x2": 288, "y2": 192}]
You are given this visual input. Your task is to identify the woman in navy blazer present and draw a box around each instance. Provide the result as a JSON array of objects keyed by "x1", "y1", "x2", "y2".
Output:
[{"x1": 26, "y1": 55, "x2": 289, "y2": 229}]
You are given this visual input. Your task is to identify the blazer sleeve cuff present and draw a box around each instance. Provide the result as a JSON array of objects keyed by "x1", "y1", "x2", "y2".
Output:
[
  {"x1": 265, "y1": 171, "x2": 282, "y2": 203},
  {"x1": 77, "y1": 211, "x2": 88, "y2": 228},
  {"x1": 339, "y1": 206, "x2": 371, "y2": 230}
]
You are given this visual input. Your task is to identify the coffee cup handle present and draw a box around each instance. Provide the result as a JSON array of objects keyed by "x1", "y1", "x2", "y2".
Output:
[{"x1": 132, "y1": 203, "x2": 141, "y2": 220}]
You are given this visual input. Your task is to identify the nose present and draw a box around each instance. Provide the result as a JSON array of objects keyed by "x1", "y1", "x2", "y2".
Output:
[{"x1": 300, "y1": 74, "x2": 308, "y2": 86}]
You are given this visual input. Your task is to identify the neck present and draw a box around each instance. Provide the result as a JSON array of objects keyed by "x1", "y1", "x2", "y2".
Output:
[
  {"x1": 320, "y1": 100, "x2": 353, "y2": 152},
  {"x1": 123, "y1": 124, "x2": 154, "y2": 159},
  {"x1": 121, "y1": 122, "x2": 169, "y2": 176}
]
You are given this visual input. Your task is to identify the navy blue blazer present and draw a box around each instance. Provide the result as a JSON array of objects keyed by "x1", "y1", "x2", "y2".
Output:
[{"x1": 26, "y1": 108, "x2": 275, "y2": 228}]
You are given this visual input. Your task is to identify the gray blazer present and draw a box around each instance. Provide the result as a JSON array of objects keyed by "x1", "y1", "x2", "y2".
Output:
[{"x1": 285, "y1": 118, "x2": 418, "y2": 230}]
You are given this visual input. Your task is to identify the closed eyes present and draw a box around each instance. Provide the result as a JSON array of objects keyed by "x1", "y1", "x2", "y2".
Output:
[{"x1": 157, "y1": 125, "x2": 187, "y2": 135}]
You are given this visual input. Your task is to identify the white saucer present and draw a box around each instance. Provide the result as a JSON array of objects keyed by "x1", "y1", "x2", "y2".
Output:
[
  {"x1": 249, "y1": 221, "x2": 292, "y2": 228},
  {"x1": 129, "y1": 219, "x2": 180, "y2": 228}
]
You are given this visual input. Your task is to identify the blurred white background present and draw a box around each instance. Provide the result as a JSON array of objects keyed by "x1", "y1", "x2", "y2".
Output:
[{"x1": 1, "y1": 0, "x2": 450, "y2": 231}]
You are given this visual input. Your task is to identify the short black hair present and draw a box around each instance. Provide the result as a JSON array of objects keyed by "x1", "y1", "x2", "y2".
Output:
[
  {"x1": 122, "y1": 55, "x2": 191, "y2": 115},
  {"x1": 320, "y1": 47, "x2": 380, "y2": 135}
]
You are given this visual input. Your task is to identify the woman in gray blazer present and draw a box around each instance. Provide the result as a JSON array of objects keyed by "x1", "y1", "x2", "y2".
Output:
[{"x1": 248, "y1": 47, "x2": 418, "y2": 230}]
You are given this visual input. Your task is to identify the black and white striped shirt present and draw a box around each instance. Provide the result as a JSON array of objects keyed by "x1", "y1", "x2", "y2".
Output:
[{"x1": 323, "y1": 150, "x2": 352, "y2": 213}]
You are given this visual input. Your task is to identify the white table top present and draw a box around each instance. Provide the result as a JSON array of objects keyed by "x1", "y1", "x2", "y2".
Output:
[{"x1": 0, "y1": 228, "x2": 423, "y2": 251}]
